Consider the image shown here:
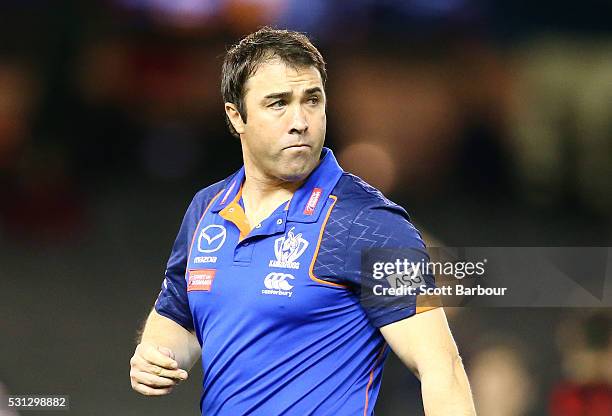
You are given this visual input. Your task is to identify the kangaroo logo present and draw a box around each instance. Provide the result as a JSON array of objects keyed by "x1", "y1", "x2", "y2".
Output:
[{"x1": 269, "y1": 227, "x2": 309, "y2": 269}]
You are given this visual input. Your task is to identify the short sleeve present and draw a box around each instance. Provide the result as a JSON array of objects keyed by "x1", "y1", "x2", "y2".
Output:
[
  {"x1": 344, "y1": 203, "x2": 437, "y2": 328},
  {"x1": 154, "y1": 194, "x2": 203, "y2": 331}
]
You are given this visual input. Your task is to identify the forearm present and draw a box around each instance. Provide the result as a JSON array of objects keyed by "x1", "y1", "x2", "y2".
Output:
[
  {"x1": 140, "y1": 309, "x2": 201, "y2": 370},
  {"x1": 420, "y1": 354, "x2": 476, "y2": 416}
]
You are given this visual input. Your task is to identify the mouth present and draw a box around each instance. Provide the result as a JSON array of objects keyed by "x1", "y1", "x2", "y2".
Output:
[{"x1": 284, "y1": 144, "x2": 311, "y2": 150}]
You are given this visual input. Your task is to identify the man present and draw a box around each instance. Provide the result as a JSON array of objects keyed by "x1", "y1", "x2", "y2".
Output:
[{"x1": 129, "y1": 27, "x2": 476, "y2": 415}]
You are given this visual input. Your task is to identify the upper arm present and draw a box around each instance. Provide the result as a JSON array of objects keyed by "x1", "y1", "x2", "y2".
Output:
[
  {"x1": 155, "y1": 193, "x2": 206, "y2": 331},
  {"x1": 379, "y1": 308, "x2": 459, "y2": 377},
  {"x1": 342, "y1": 202, "x2": 437, "y2": 327}
]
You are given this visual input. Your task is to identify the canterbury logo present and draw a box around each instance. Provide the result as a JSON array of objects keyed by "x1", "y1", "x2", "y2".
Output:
[
  {"x1": 269, "y1": 227, "x2": 309, "y2": 269},
  {"x1": 264, "y1": 272, "x2": 295, "y2": 291}
]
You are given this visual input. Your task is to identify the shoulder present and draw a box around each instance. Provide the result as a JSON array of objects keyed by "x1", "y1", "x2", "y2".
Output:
[
  {"x1": 193, "y1": 179, "x2": 227, "y2": 204},
  {"x1": 331, "y1": 173, "x2": 410, "y2": 221},
  {"x1": 332, "y1": 173, "x2": 424, "y2": 249},
  {"x1": 189, "y1": 177, "x2": 231, "y2": 213},
  {"x1": 313, "y1": 173, "x2": 426, "y2": 285}
]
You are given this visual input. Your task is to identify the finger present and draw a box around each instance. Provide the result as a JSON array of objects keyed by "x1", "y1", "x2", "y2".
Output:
[
  {"x1": 140, "y1": 345, "x2": 178, "y2": 369},
  {"x1": 131, "y1": 370, "x2": 179, "y2": 388},
  {"x1": 130, "y1": 353, "x2": 151, "y2": 370},
  {"x1": 145, "y1": 364, "x2": 188, "y2": 381},
  {"x1": 131, "y1": 355, "x2": 187, "y2": 380},
  {"x1": 158, "y1": 346, "x2": 175, "y2": 360},
  {"x1": 132, "y1": 382, "x2": 173, "y2": 396}
]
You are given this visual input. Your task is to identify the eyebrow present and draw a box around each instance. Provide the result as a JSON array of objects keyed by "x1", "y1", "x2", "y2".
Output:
[
  {"x1": 304, "y1": 87, "x2": 323, "y2": 96},
  {"x1": 263, "y1": 91, "x2": 291, "y2": 101},
  {"x1": 262, "y1": 87, "x2": 324, "y2": 101}
]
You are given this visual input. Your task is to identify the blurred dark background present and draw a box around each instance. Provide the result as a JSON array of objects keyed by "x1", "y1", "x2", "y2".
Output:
[{"x1": 1, "y1": 1, "x2": 611, "y2": 415}]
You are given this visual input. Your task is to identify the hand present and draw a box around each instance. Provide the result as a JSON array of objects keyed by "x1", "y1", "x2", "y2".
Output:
[{"x1": 130, "y1": 342, "x2": 189, "y2": 396}]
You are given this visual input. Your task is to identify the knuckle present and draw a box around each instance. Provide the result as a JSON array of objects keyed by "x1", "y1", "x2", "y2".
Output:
[
  {"x1": 130, "y1": 361, "x2": 141, "y2": 372},
  {"x1": 151, "y1": 379, "x2": 167, "y2": 388},
  {"x1": 132, "y1": 355, "x2": 145, "y2": 368},
  {"x1": 148, "y1": 364, "x2": 162, "y2": 375},
  {"x1": 136, "y1": 344, "x2": 149, "y2": 357},
  {"x1": 130, "y1": 370, "x2": 144, "y2": 382}
]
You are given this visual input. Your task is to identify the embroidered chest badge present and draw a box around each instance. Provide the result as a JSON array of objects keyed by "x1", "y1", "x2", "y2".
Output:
[{"x1": 269, "y1": 227, "x2": 309, "y2": 270}]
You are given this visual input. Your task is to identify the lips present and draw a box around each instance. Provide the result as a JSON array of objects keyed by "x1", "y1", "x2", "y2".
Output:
[{"x1": 284, "y1": 144, "x2": 310, "y2": 150}]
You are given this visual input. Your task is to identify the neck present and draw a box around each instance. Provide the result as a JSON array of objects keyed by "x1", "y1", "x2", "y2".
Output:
[
  {"x1": 241, "y1": 147, "x2": 307, "y2": 204},
  {"x1": 244, "y1": 175, "x2": 301, "y2": 198},
  {"x1": 241, "y1": 168, "x2": 304, "y2": 208},
  {"x1": 240, "y1": 159, "x2": 306, "y2": 227}
]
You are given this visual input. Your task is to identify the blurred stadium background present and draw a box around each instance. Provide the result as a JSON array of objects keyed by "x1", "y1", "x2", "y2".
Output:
[{"x1": 1, "y1": 1, "x2": 611, "y2": 415}]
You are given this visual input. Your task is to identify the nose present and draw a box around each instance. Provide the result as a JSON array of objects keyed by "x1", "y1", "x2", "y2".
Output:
[{"x1": 289, "y1": 105, "x2": 308, "y2": 135}]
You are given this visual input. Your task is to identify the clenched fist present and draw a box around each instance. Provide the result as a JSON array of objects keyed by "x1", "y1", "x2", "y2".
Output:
[{"x1": 130, "y1": 342, "x2": 188, "y2": 396}]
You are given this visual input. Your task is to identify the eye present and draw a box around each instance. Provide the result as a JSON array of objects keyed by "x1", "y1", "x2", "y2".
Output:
[
  {"x1": 307, "y1": 96, "x2": 320, "y2": 105},
  {"x1": 269, "y1": 100, "x2": 286, "y2": 109}
]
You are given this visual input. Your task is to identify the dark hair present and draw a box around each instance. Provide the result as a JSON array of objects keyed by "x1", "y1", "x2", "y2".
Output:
[{"x1": 221, "y1": 27, "x2": 327, "y2": 138}]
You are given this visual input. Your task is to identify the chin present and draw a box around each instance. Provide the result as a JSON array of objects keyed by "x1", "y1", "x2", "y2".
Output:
[
  {"x1": 278, "y1": 161, "x2": 315, "y2": 182},
  {"x1": 279, "y1": 170, "x2": 309, "y2": 183},
  {"x1": 274, "y1": 146, "x2": 321, "y2": 181}
]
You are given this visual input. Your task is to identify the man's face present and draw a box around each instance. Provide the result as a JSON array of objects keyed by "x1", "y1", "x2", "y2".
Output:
[{"x1": 228, "y1": 58, "x2": 326, "y2": 183}]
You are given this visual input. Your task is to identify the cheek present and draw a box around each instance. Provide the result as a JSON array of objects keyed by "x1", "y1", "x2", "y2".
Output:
[
  {"x1": 249, "y1": 112, "x2": 286, "y2": 137},
  {"x1": 243, "y1": 118, "x2": 286, "y2": 159},
  {"x1": 313, "y1": 111, "x2": 326, "y2": 129},
  {"x1": 311, "y1": 114, "x2": 326, "y2": 141}
]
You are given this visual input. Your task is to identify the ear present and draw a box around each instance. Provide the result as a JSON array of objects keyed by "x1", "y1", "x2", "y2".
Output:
[{"x1": 225, "y1": 103, "x2": 246, "y2": 135}]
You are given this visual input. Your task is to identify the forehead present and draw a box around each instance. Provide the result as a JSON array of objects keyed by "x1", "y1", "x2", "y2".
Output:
[{"x1": 244, "y1": 58, "x2": 323, "y2": 97}]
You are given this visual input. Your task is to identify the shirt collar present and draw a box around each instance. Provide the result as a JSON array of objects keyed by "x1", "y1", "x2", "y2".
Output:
[
  {"x1": 286, "y1": 147, "x2": 343, "y2": 223},
  {"x1": 210, "y1": 167, "x2": 245, "y2": 214},
  {"x1": 211, "y1": 147, "x2": 343, "y2": 223}
]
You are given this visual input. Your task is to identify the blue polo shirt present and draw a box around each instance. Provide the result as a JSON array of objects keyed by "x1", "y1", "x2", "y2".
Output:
[{"x1": 155, "y1": 148, "x2": 436, "y2": 415}]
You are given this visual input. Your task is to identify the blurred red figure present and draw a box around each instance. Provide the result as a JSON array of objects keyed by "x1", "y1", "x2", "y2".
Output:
[
  {"x1": 550, "y1": 383, "x2": 612, "y2": 416},
  {"x1": 550, "y1": 312, "x2": 612, "y2": 416}
]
